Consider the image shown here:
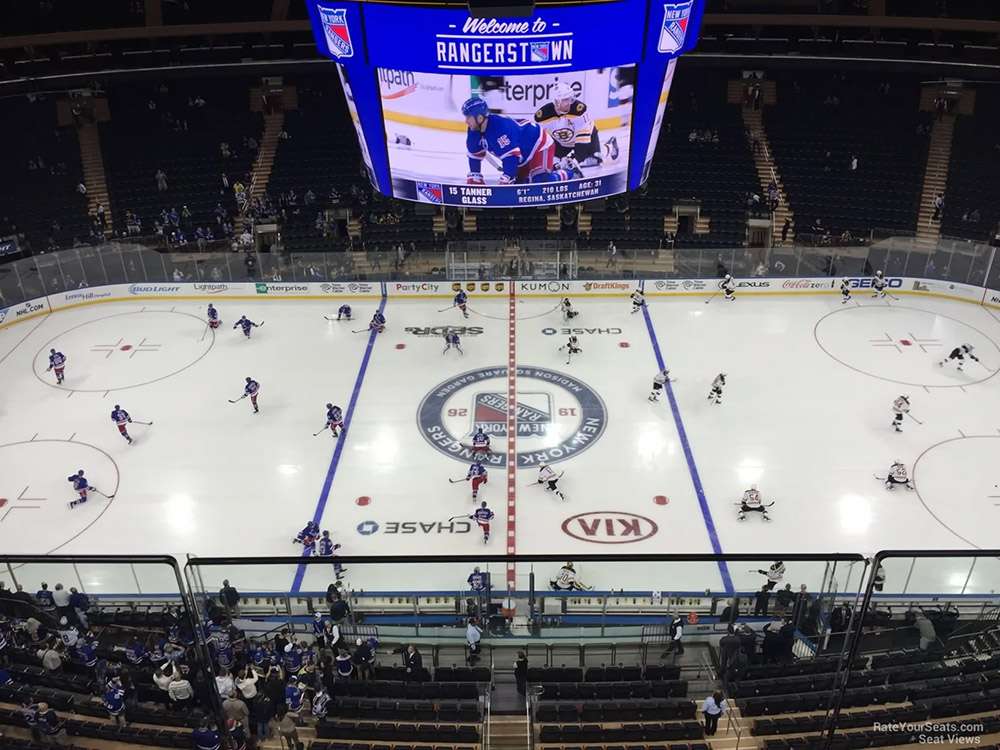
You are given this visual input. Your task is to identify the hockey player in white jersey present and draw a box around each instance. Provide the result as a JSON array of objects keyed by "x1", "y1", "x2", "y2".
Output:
[
  {"x1": 720, "y1": 274, "x2": 736, "y2": 302},
  {"x1": 559, "y1": 335, "x2": 582, "y2": 364},
  {"x1": 534, "y1": 82, "x2": 610, "y2": 170},
  {"x1": 648, "y1": 369, "x2": 675, "y2": 402},
  {"x1": 938, "y1": 344, "x2": 980, "y2": 372},
  {"x1": 560, "y1": 297, "x2": 579, "y2": 321},
  {"x1": 708, "y1": 373, "x2": 726, "y2": 405},
  {"x1": 881, "y1": 461, "x2": 914, "y2": 491},
  {"x1": 756, "y1": 560, "x2": 785, "y2": 590},
  {"x1": 536, "y1": 462, "x2": 566, "y2": 501},
  {"x1": 549, "y1": 562, "x2": 592, "y2": 591},
  {"x1": 840, "y1": 279, "x2": 851, "y2": 304},
  {"x1": 630, "y1": 289, "x2": 646, "y2": 314},
  {"x1": 891, "y1": 395, "x2": 910, "y2": 433},
  {"x1": 738, "y1": 484, "x2": 772, "y2": 521},
  {"x1": 872, "y1": 270, "x2": 889, "y2": 299}
]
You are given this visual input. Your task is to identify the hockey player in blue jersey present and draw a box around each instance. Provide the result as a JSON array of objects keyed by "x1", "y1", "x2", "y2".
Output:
[
  {"x1": 466, "y1": 461, "x2": 488, "y2": 502},
  {"x1": 236, "y1": 376, "x2": 260, "y2": 413},
  {"x1": 453, "y1": 290, "x2": 469, "y2": 318},
  {"x1": 47, "y1": 349, "x2": 67, "y2": 384},
  {"x1": 469, "y1": 428, "x2": 491, "y2": 459},
  {"x1": 207, "y1": 303, "x2": 221, "y2": 329},
  {"x1": 469, "y1": 501, "x2": 495, "y2": 544},
  {"x1": 67, "y1": 469, "x2": 110, "y2": 508},
  {"x1": 317, "y1": 530, "x2": 346, "y2": 580},
  {"x1": 338, "y1": 304, "x2": 352, "y2": 321},
  {"x1": 294, "y1": 520, "x2": 319, "y2": 546},
  {"x1": 462, "y1": 97, "x2": 581, "y2": 186},
  {"x1": 233, "y1": 315, "x2": 260, "y2": 338},
  {"x1": 443, "y1": 330, "x2": 463, "y2": 356},
  {"x1": 111, "y1": 405, "x2": 133, "y2": 444},
  {"x1": 370, "y1": 310, "x2": 385, "y2": 333}
]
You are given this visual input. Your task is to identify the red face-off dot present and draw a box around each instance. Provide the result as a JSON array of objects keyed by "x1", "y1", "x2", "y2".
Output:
[
  {"x1": 120, "y1": 344, "x2": 133, "y2": 351},
  {"x1": 899, "y1": 340, "x2": 912, "y2": 346},
  {"x1": 395, "y1": 343, "x2": 406, "y2": 350},
  {"x1": 0, "y1": 498, "x2": 7, "y2": 508},
  {"x1": 619, "y1": 342, "x2": 630, "y2": 348},
  {"x1": 653, "y1": 495, "x2": 669, "y2": 506},
  {"x1": 356, "y1": 496, "x2": 371, "y2": 506}
]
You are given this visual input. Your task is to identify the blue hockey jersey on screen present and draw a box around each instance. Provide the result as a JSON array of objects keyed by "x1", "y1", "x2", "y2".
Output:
[{"x1": 467, "y1": 114, "x2": 544, "y2": 180}]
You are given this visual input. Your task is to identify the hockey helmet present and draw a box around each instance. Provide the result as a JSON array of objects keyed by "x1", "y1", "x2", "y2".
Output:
[{"x1": 461, "y1": 97, "x2": 489, "y2": 119}]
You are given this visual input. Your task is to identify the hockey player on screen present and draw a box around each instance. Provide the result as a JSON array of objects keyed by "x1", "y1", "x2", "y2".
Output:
[
  {"x1": 720, "y1": 274, "x2": 736, "y2": 302},
  {"x1": 534, "y1": 82, "x2": 603, "y2": 172},
  {"x1": 881, "y1": 461, "x2": 914, "y2": 491},
  {"x1": 462, "y1": 97, "x2": 581, "y2": 186},
  {"x1": 453, "y1": 290, "x2": 469, "y2": 318},
  {"x1": 938, "y1": 344, "x2": 980, "y2": 372},
  {"x1": 737, "y1": 484, "x2": 772, "y2": 521},
  {"x1": 47, "y1": 349, "x2": 67, "y2": 384}
]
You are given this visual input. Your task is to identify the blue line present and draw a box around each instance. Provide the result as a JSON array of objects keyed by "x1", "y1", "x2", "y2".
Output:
[
  {"x1": 640, "y1": 305, "x2": 734, "y2": 594},
  {"x1": 290, "y1": 289, "x2": 388, "y2": 593}
]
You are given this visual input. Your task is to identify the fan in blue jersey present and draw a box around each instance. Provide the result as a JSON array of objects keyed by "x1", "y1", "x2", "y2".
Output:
[
  {"x1": 110, "y1": 405, "x2": 133, "y2": 444},
  {"x1": 468, "y1": 501, "x2": 495, "y2": 544},
  {"x1": 453, "y1": 290, "x2": 469, "y2": 318},
  {"x1": 47, "y1": 349, "x2": 67, "y2": 384},
  {"x1": 233, "y1": 315, "x2": 260, "y2": 339},
  {"x1": 207, "y1": 303, "x2": 221, "y2": 329},
  {"x1": 324, "y1": 403, "x2": 344, "y2": 437},
  {"x1": 462, "y1": 97, "x2": 581, "y2": 186},
  {"x1": 369, "y1": 310, "x2": 386, "y2": 333},
  {"x1": 442, "y1": 330, "x2": 463, "y2": 356},
  {"x1": 337, "y1": 304, "x2": 352, "y2": 321}
]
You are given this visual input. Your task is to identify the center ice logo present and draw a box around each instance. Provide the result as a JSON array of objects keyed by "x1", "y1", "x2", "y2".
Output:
[{"x1": 417, "y1": 365, "x2": 607, "y2": 467}]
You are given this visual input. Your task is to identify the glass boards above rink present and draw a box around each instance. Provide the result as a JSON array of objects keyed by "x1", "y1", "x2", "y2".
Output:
[{"x1": 304, "y1": 0, "x2": 705, "y2": 206}]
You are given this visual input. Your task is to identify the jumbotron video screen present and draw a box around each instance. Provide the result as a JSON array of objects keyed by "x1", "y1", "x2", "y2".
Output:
[{"x1": 306, "y1": 0, "x2": 703, "y2": 207}]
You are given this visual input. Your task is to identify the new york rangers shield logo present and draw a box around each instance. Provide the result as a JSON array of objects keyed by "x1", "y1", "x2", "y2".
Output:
[
  {"x1": 319, "y1": 7, "x2": 354, "y2": 59},
  {"x1": 417, "y1": 182, "x2": 443, "y2": 204},
  {"x1": 658, "y1": 0, "x2": 694, "y2": 54},
  {"x1": 530, "y1": 42, "x2": 550, "y2": 62}
]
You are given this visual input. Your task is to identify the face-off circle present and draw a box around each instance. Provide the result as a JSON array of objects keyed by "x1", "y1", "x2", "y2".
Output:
[
  {"x1": 417, "y1": 365, "x2": 608, "y2": 467},
  {"x1": 813, "y1": 305, "x2": 1000, "y2": 388},
  {"x1": 33, "y1": 310, "x2": 214, "y2": 392},
  {"x1": 912, "y1": 434, "x2": 1000, "y2": 550},
  {"x1": 0, "y1": 439, "x2": 120, "y2": 554}
]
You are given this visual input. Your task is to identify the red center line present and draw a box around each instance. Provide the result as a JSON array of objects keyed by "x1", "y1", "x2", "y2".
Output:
[{"x1": 506, "y1": 284, "x2": 517, "y2": 592}]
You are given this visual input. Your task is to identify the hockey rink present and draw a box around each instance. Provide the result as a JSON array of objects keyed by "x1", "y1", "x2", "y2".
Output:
[{"x1": 1, "y1": 290, "x2": 999, "y2": 597}]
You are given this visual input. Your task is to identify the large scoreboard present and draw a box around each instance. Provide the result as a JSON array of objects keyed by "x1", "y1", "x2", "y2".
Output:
[{"x1": 306, "y1": 0, "x2": 705, "y2": 207}]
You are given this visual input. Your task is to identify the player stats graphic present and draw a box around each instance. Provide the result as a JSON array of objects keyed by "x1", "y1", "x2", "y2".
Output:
[{"x1": 381, "y1": 67, "x2": 635, "y2": 207}]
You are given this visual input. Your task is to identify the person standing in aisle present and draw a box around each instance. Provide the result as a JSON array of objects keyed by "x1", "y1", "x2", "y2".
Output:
[{"x1": 701, "y1": 691, "x2": 728, "y2": 736}]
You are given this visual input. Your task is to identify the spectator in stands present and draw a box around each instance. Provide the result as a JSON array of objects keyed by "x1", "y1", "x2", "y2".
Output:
[
  {"x1": 219, "y1": 580, "x2": 240, "y2": 616},
  {"x1": 312, "y1": 684, "x2": 331, "y2": 719},
  {"x1": 104, "y1": 675, "x2": 127, "y2": 728},
  {"x1": 404, "y1": 644, "x2": 423, "y2": 681},
  {"x1": 36, "y1": 702, "x2": 65, "y2": 745},
  {"x1": 933, "y1": 193, "x2": 944, "y2": 221},
  {"x1": 873, "y1": 563, "x2": 886, "y2": 592},
  {"x1": 155, "y1": 168, "x2": 168, "y2": 192},
  {"x1": 223, "y1": 690, "x2": 251, "y2": 734},
  {"x1": 792, "y1": 584, "x2": 811, "y2": 626},
  {"x1": 38, "y1": 640, "x2": 63, "y2": 671},
  {"x1": 781, "y1": 218, "x2": 791, "y2": 244},
  {"x1": 274, "y1": 707, "x2": 299, "y2": 750},
  {"x1": 335, "y1": 648, "x2": 354, "y2": 679},
  {"x1": 719, "y1": 599, "x2": 738, "y2": 624},
  {"x1": 35, "y1": 583, "x2": 54, "y2": 611},
  {"x1": 76, "y1": 182, "x2": 87, "y2": 196},
  {"x1": 719, "y1": 626, "x2": 742, "y2": 674},
  {"x1": 56, "y1": 618, "x2": 78, "y2": 648},
  {"x1": 153, "y1": 665, "x2": 174, "y2": 694},
  {"x1": 701, "y1": 691, "x2": 728, "y2": 736},
  {"x1": 329, "y1": 590, "x2": 350, "y2": 624},
  {"x1": 352, "y1": 637, "x2": 374, "y2": 679},
  {"x1": 850, "y1": 154, "x2": 859, "y2": 171},
  {"x1": 253, "y1": 690, "x2": 275, "y2": 740},
  {"x1": 168, "y1": 670, "x2": 195, "y2": 709},
  {"x1": 737, "y1": 622, "x2": 756, "y2": 662},
  {"x1": 192, "y1": 719, "x2": 222, "y2": 750},
  {"x1": 284, "y1": 676, "x2": 304, "y2": 714},
  {"x1": 606, "y1": 240, "x2": 618, "y2": 268},
  {"x1": 215, "y1": 668, "x2": 235, "y2": 697},
  {"x1": 466, "y1": 618, "x2": 483, "y2": 665},
  {"x1": 236, "y1": 665, "x2": 258, "y2": 701},
  {"x1": 754, "y1": 585, "x2": 771, "y2": 616},
  {"x1": 829, "y1": 602, "x2": 852, "y2": 634},
  {"x1": 762, "y1": 618, "x2": 785, "y2": 664},
  {"x1": 51, "y1": 583, "x2": 72, "y2": 622},
  {"x1": 915, "y1": 611, "x2": 937, "y2": 651},
  {"x1": 665, "y1": 615, "x2": 684, "y2": 657},
  {"x1": 775, "y1": 583, "x2": 794, "y2": 613},
  {"x1": 515, "y1": 651, "x2": 528, "y2": 695}
]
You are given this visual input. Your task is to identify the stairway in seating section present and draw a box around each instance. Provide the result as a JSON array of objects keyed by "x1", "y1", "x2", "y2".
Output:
[
  {"x1": 76, "y1": 123, "x2": 112, "y2": 226},
  {"x1": 492, "y1": 713, "x2": 530, "y2": 750},
  {"x1": 915, "y1": 114, "x2": 955, "y2": 242},
  {"x1": 249, "y1": 111, "x2": 286, "y2": 201},
  {"x1": 742, "y1": 106, "x2": 795, "y2": 244}
]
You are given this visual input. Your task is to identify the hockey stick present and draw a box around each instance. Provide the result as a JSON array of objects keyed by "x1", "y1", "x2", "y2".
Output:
[
  {"x1": 437, "y1": 305, "x2": 456, "y2": 313},
  {"x1": 733, "y1": 501, "x2": 775, "y2": 507},
  {"x1": 324, "y1": 315, "x2": 342, "y2": 322},
  {"x1": 525, "y1": 471, "x2": 564, "y2": 488},
  {"x1": 228, "y1": 395, "x2": 247, "y2": 404},
  {"x1": 351, "y1": 328, "x2": 369, "y2": 334},
  {"x1": 873, "y1": 474, "x2": 887, "y2": 481},
  {"x1": 884, "y1": 292, "x2": 900, "y2": 301},
  {"x1": 448, "y1": 477, "x2": 467, "y2": 484},
  {"x1": 446, "y1": 515, "x2": 466, "y2": 522},
  {"x1": 257, "y1": 321, "x2": 265, "y2": 327},
  {"x1": 312, "y1": 428, "x2": 327, "y2": 437},
  {"x1": 704, "y1": 291, "x2": 722, "y2": 304},
  {"x1": 906, "y1": 413, "x2": 924, "y2": 425},
  {"x1": 131, "y1": 420, "x2": 153, "y2": 426},
  {"x1": 91, "y1": 487, "x2": 116, "y2": 499}
]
